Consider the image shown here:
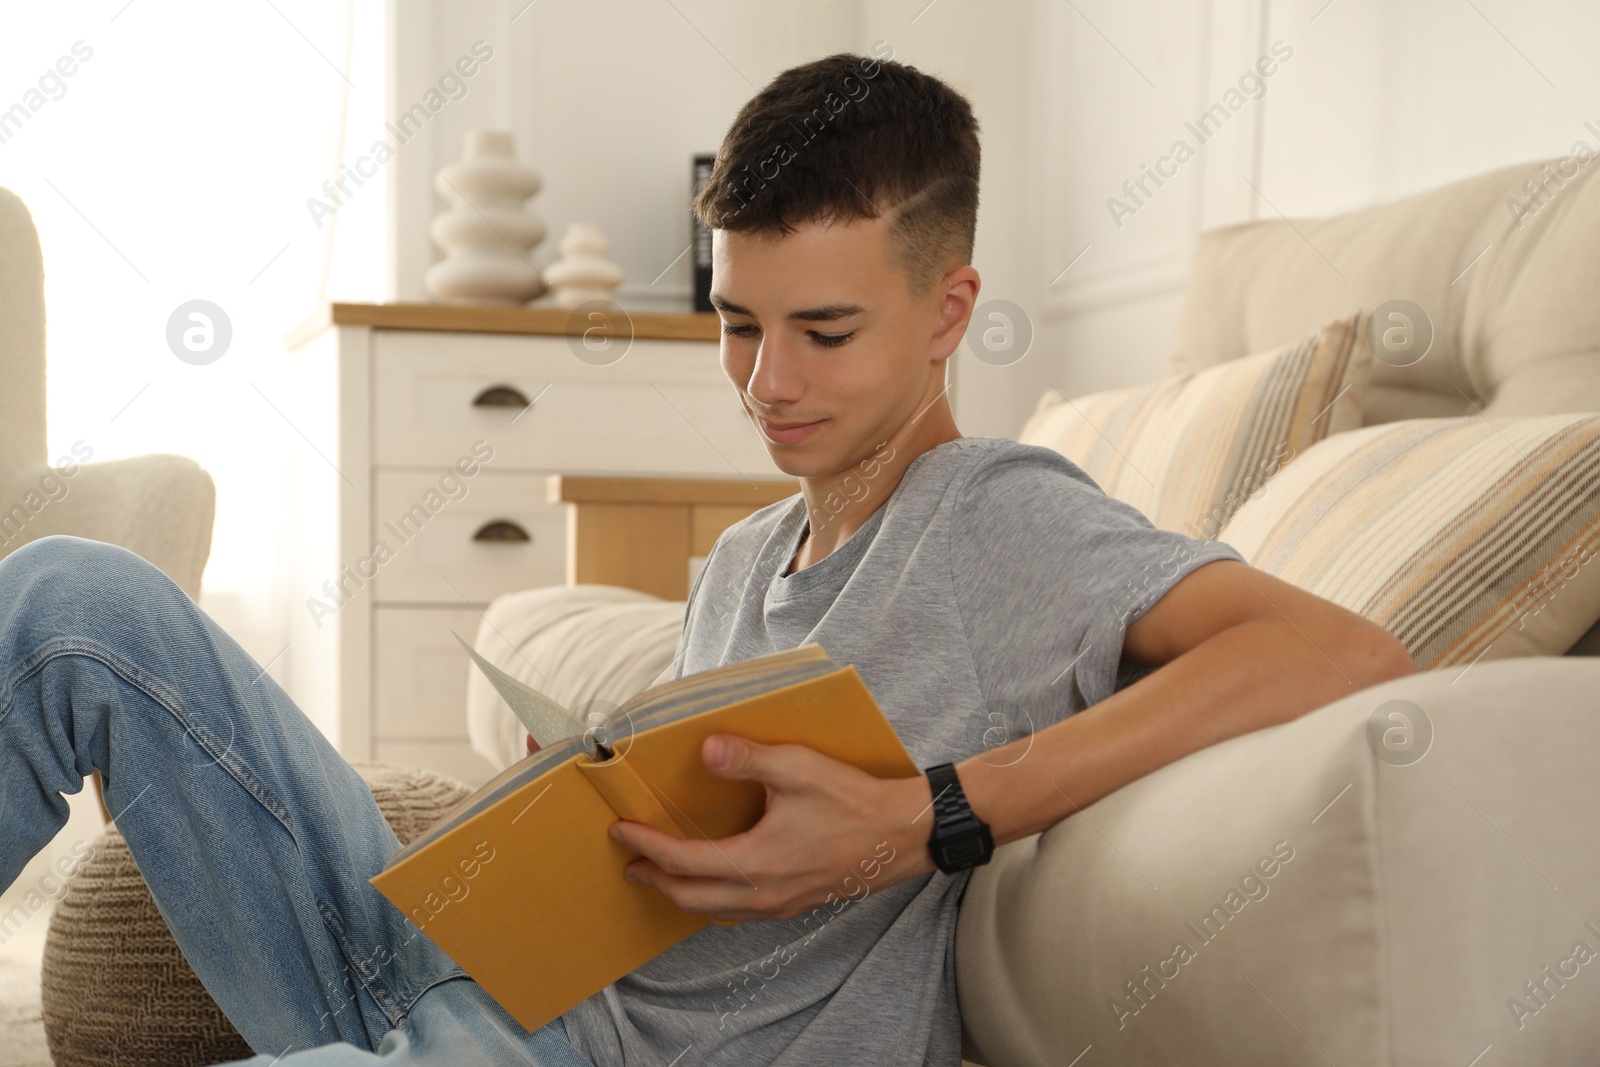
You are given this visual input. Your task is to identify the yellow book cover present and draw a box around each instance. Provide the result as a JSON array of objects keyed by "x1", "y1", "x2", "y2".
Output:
[{"x1": 368, "y1": 642, "x2": 919, "y2": 1032}]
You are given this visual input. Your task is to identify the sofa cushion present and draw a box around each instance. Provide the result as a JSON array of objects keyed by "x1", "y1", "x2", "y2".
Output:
[
  {"x1": 1217, "y1": 414, "x2": 1600, "y2": 664},
  {"x1": 956, "y1": 656, "x2": 1600, "y2": 1066},
  {"x1": 1168, "y1": 155, "x2": 1600, "y2": 425},
  {"x1": 1017, "y1": 313, "x2": 1371, "y2": 537}
]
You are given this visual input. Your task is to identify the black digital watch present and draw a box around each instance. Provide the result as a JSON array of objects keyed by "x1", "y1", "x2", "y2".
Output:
[{"x1": 923, "y1": 762, "x2": 994, "y2": 874}]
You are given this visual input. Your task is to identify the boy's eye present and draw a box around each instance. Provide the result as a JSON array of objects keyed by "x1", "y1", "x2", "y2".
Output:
[{"x1": 719, "y1": 324, "x2": 855, "y2": 348}]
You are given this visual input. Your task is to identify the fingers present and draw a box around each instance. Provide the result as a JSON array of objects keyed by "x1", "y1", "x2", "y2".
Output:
[
  {"x1": 623, "y1": 858, "x2": 786, "y2": 921},
  {"x1": 611, "y1": 820, "x2": 856, "y2": 922},
  {"x1": 606, "y1": 739, "x2": 894, "y2": 922},
  {"x1": 610, "y1": 819, "x2": 778, "y2": 918},
  {"x1": 701, "y1": 734, "x2": 848, "y2": 789},
  {"x1": 609, "y1": 819, "x2": 753, "y2": 879}
]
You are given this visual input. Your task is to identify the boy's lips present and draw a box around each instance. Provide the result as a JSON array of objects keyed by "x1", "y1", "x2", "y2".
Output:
[{"x1": 757, "y1": 416, "x2": 825, "y2": 443}]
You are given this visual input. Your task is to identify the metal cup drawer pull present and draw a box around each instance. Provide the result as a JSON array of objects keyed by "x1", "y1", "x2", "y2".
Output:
[
  {"x1": 471, "y1": 383, "x2": 531, "y2": 409},
  {"x1": 471, "y1": 519, "x2": 532, "y2": 543}
]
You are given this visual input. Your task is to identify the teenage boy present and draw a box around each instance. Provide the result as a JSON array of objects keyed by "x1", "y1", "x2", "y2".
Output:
[{"x1": 0, "y1": 51, "x2": 1412, "y2": 1067}]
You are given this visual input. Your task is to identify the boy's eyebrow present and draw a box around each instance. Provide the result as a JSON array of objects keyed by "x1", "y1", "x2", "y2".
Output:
[{"x1": 709, "y1": 295, "x2": 868, "y2": 322}]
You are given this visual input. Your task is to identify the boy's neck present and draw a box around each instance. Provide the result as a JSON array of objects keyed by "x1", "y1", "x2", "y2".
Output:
[{"x1": 786, "y1": 389, "x2": 961, "y2": 576}]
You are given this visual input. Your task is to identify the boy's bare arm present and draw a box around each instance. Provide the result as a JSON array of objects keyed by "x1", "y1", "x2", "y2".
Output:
[{"x1": 954, "y1": 559, "x2": 1417, "y2": 849}]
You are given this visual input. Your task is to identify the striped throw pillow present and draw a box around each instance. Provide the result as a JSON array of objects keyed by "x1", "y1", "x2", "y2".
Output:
[
  {"x1": 1217, "y1": 415, "x2": 1600, "y2": 666},
  {"x1": 1017, "y1": 312, "x2": 1372, "y2": 537}
]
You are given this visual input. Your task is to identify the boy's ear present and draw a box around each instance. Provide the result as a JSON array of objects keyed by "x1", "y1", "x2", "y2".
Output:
[{"x1": 930, "y1": 265, "x2": 981, "y2": 359}]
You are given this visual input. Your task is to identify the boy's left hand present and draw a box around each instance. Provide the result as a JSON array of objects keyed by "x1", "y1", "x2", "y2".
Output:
[{"x1": 607, "y1": 734, "x2": 936, "y2": 922}]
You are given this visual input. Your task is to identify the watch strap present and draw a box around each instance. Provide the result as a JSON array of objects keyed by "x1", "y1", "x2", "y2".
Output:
[
  {"x1": 926, "y1": 762, "x2": 969, "y2": 824},
  {"x1": 923, "y1": 762, "x2": 994, "y2": 873}
]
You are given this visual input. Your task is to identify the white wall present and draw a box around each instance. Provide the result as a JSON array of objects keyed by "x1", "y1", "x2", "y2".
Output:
[{"x1": 390, "y1": 0, "x2": 1599, "y2": 440}]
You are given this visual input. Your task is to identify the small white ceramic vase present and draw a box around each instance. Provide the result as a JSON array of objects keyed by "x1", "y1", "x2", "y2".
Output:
[
  {"x1": 424, "y1": 131, "x2": 548, "y2": 305},
  {"x1": 543, "y1": 222, "x2": 625, "y2": 308}
]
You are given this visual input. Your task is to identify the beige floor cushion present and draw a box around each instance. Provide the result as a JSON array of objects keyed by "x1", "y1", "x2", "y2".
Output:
[
  {"x1": 1218, "y1": 413, "x2": 1600, "y2": 664},
  {"x1": 1018, "y1": 312, "x2": 1372, "y2": 538}
]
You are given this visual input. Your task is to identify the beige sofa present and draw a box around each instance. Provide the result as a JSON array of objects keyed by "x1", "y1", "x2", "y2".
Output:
[{"x1": 465, "y1": 158, "x2": 1600, "y2": 1064}]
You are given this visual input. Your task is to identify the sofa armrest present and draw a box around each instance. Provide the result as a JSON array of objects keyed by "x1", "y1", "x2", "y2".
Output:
[
  {"x1": 956, "y1": 656, "x2": 1600, "y2": 1066},
  {"x1": 546, "y1": 474, "x2": 796, "y2": 600}
]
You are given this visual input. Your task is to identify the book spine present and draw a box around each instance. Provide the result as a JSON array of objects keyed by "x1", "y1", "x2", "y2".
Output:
[
  {"x1": 691, "y1": 153, "x2": 716, "y2": 313},
  {"x1": 576, "y1": 755, "x2": 685, "y2": 838}
]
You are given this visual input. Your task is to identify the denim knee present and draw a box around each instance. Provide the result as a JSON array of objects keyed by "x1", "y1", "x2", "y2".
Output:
[
  {"x1": 6, "y1": 533, "x2": 167, "y2": 587},
  {"x1": 0, "y1": 534, "x2": 184, "y2": 638}
]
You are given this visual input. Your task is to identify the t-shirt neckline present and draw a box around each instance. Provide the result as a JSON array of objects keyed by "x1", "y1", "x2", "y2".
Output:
[{"x1": 767, "y1": 438, "x2": 966, "y2": 600}]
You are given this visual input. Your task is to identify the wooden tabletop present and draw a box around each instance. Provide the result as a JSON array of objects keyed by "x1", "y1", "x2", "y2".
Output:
[
  {"x1": 546, "y1": 474, "x2": 798, "y2": 506},
  {"x1": 288, "y1": 302, "x2": 722, "y2": 348}
]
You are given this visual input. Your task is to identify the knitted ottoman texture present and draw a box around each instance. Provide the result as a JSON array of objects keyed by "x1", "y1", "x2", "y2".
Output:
[{"x1": 39, "y1": 762, "x2": 472, "y2": 1067}]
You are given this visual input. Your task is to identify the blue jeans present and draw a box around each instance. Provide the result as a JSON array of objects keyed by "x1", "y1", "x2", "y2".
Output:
[{"x1": 0, "y1": 535, "x2": 596, "y2": 1066}]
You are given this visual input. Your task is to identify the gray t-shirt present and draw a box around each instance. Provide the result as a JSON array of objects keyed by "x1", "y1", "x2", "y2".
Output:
[{"x1": 560, "y1": 436, "x2": 1244, "y2": 1066}]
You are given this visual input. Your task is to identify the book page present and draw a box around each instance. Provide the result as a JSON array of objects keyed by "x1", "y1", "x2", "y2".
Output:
[{"x1": 452, "y1": 630, "x2": 587, "y2": 752}]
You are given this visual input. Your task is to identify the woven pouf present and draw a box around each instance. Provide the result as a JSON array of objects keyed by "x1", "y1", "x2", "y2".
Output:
[{"x1": 40, "y1": 762, "x2": 472, "y2": 1067}]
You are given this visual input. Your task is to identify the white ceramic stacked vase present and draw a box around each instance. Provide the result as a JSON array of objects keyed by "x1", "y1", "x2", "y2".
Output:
[
  {"x1": 424, "y1": 131, "x2": 548, "y2": 304},
  {"x1": 543, "y1": 222, "x2": 625, "y2": 308}
]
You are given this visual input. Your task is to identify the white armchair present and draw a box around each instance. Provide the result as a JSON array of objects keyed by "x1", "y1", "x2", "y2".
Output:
[{"x1": 0, "y1": 185, "x2": 217, "y2": 820}]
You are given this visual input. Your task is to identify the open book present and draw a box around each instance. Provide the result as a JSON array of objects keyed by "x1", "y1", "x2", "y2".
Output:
[{"x1": 368, "y1": 638, "x2": 920, "y2": 1033}]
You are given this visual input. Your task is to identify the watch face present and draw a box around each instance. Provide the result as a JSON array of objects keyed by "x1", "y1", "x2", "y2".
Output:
[{"x1": 940, "y1": 834, "x2": 992, "y2": 868}]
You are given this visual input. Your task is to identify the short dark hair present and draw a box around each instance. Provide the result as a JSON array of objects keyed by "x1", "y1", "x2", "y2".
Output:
[{"x1": 692, "y1": 51, "x2": 981, "y2": 297}]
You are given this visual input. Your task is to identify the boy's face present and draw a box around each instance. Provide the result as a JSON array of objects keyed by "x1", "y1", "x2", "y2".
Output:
[{"x1": 710, "y1": 215, "x2": 965, "y2": 479}]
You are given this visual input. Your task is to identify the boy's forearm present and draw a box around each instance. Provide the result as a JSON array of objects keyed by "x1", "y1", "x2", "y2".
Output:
[{"x1": 950, "y1": 617, "x2": 1412, "y2": 849}]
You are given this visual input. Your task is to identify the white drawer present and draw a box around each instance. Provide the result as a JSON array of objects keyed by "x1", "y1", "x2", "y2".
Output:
[
  {"x1": 370, "y1": 468, "x2": 566, "y2": 603},
  {"x1": 370, "y1": 332, "x2": 780, "y2": 477},
  {"x1": 372, "y1": 606, "x2": 486, "y2": 737}
]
